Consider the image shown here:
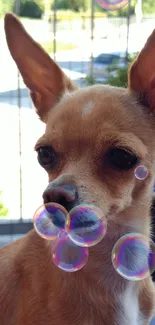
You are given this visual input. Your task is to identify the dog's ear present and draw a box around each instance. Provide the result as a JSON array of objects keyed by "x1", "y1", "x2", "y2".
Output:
[
  {"x1": 128, "y1": 30, "x2": 155, "y2": 110},
  {"x1": 4, "y1": 13, "x2": 77, "y2": 122}
]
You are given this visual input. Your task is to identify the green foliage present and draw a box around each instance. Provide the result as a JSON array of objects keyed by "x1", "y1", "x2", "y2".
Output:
[
  {"x1": 143, "y1": 0, "x2": 155, "y2": 14},
  {"x1": 106, "y1": 65, "x2": 129, "y2": 87},
  {"x1": 85, "y1": 74, "x2": 96, "y2": 85},
  {"x1": 35, "y1": 0, "x2": 92, "y2": 13},
  {"x1": 13, "y1": 0, "x2": 43, "y2": 18},
  {"x1": 0, "y1": 0, "x2": 155, "y2": 17},
  {"x1": 105, "y1": 53, "x2": 137, "y2": 87},
  {"x1": 56, "y1": 0, "x2": 82, "y2": 12},
  {"x1": 63, "y1": 0, "x2": 91, "y2": 12},
  {"x1": 0, "y1": 0, "x2": 14, "y2": 17},
  {"x1": 34, "y1": 0, "x2": 46, "y2": 11},
  {"x1": 0, "y1": 0, "x2": 42, "y2": 18},
  {"x1": 56, "y1": 0, "x2": 70, "y2": 10},
  {"x1": 34, "y1": 0, "x2": 155, "y2": 15},
  {"x1": 0, "y1": 191, "x2": 8, "y2": 217},
  {"x1": 86, "y1": 54, "x2": 137, "y2": 87}
]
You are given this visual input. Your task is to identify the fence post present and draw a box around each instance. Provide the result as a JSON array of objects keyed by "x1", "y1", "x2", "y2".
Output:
[
  {"x1": 125, "y1": 0, "x2": 131, "y2": 64},
  {"x1": 14, "y1": 0, "x2": 23, "y2": 220},
  {"x1": 89, "y1": 0, "x2": 95, "y2": 78},
  {"x1": 53, "y1": 0, "x2": 57, "y2": 61},
  {"x1": 135, "y1": 0, "x2": 143, "y2": 25},
  {"x1": 14, "y1": 0, "x2": 20, "y2": 15}
]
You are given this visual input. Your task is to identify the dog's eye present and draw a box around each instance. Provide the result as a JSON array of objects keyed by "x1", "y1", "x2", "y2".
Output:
[
  {"x1": 105, "y1": 148, "x2": 139, "y2": 170},
  {"x1": 37, "y1": 146, "x2": 57, "y2": 169}
]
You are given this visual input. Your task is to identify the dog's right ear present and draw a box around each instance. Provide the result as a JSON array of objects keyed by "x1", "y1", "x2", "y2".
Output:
[
  {"x1": 128, "y1": 29, "x2": 155, "y2": 111},
  {"x1": 4, "y1": 13, "x2": 77, "y2": 122}
]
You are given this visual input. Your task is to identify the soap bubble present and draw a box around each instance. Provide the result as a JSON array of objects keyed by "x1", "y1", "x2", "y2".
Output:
[
  {"x1": 112, "y1": 233, "x2": 155, "y2": 281},
  {"x1": 33, "y1": 203, "x2": 68, "y2": 240},
  {"x1": 67, "y1": 204, "x2": 107, "y2": 247},
  {"x1": 96, "y1": 0, "x2": 128, "y2": 11},
  {"x1": 52, "y1": 230, "x2": 89, "y2": 272},
  {"x1": 134, "y1": 165, "x2": 148, "y2": 180}
]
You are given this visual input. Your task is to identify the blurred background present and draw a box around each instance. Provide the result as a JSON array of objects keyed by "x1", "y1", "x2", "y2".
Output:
[{"x1": 0, "y1": 0, "x2": 155, "y2": 256}]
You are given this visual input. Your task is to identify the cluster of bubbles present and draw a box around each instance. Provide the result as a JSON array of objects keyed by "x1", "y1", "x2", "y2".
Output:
[
  {"x1": 33, "y1": 203, "x2": 107, "y2": 272},
  {"x1": 96, "y1": 0, "x2": 128, "y2": 11},
  {"x1": 33, "y1": 165, "x2": 155, "y2": 280}
]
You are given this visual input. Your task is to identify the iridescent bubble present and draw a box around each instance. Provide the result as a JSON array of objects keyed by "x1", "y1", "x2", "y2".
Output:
[
  {"x1": 33, "y1": 203, "x2": 68, "y2": 240},
  {"x1": 52, "y1": 232, "x2": 89, "y2": 272},
  {"x1": 134, "y1": 165, "x2": 148, "y2": 180},
  {"x1": 96, "y1": 0, "x2": 128, "y2": 11},
  {"x1": 67, "y1": 204, "x2": 107, "y2": 247},
  {"x1": 112, "y1": 233, "x2": 155, "y2": 281}
]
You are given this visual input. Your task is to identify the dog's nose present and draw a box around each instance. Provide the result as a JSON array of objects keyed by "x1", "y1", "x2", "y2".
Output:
[{"x1": 43, "y1": 184, "x2": 78, "y2": 211}]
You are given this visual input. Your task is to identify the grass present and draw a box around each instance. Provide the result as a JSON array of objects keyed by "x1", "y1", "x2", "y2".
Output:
[
  {"x1": 0, "y1": 191, "x2": 8, "y2": 217},
  {"x1": 40, "y1": 41, "x2": 77, "y2": 53},
  {"x1": 53, "y1": 10, "x2": 106, "y2": 21},
  {"x1": 17, "y1": 10, "x2": 106, "y2": 23}
]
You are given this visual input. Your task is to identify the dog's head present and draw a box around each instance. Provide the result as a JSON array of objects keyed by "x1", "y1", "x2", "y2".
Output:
[{"x1": 4, "y1": 14, "x2": 155, "y2": 233}]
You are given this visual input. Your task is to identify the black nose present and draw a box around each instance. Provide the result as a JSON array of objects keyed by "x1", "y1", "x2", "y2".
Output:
[{"x1": 43, "y1": 184, "x2": 78, "y2": 211}]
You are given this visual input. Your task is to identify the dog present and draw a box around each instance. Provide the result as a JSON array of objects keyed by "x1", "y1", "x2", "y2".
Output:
[{"x1": 0, "y1": 13, "x2": 155, "y2": 325}]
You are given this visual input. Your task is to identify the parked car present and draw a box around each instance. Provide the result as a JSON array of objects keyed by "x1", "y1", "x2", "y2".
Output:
[{"x1": 90, "y1": 52, "x2": 126, "y2": 82}]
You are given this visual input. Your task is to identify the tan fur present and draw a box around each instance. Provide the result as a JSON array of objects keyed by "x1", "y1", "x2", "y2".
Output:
[{"x1": 1, "y1": 13, "x2": 155, "y2": 325}]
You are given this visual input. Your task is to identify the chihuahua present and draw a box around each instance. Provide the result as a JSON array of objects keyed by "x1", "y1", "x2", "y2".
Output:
[{"x1": 0, "y1": 13, "x2": 155, "y2": 325}]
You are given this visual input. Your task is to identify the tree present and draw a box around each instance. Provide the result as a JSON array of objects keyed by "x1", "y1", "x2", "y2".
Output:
[
  {"x1": 34, "y1": 0, "x2": 91, "y2": 14},
  {"x1": 0, "y1": 191, "x2": 8, "y2": 217},
  {"x1": 0, "y1": 0, "x2": 14, "y2": 17},
  {"x1": 67, "y1": 0, "x2": 91, "y2": 12},
  {"x1": 34, "y1": 0, "x2": 52, "y2": 18},
  {"x1": 143, "y1": 0, "x2": 155, "y2": 14},
  {"x1": 34, "y1": 0, "x2": 48, "y2": 11},
  {"x1": 19, "y1": 0, "x2": 43, "y2": 18}
]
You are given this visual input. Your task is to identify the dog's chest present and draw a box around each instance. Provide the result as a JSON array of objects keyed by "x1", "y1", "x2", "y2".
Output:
[{"x1": 117, "y1": 284, "x2": 143, "y2": 325}]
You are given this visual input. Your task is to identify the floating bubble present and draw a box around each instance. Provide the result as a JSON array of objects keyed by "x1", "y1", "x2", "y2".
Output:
[
  {"x1": 33, "y1": 203, "x2": 68, "y2": 240},
  {"x1": 67, "y1": 204, "x2": 107, "y2": 247},
  {"x1": 112, "y1": 233, "x2": 155, "y2": 281},
  {"x1": 134, "y1": 165, "x2": 148, "y2": 180},
  {"x1": 52, "y1": 231, "x2": 89, "y2": 272},
  {"x1": 96, "y1": 0, "x2": 128, "y2": 11}
]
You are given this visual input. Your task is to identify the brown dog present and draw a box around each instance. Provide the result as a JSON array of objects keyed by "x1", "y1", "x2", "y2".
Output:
[{"x1": 0, "y1": 13, "x2": 155, "y2": 325}]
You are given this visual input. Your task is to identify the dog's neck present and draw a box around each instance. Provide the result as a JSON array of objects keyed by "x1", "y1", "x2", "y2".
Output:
[
  {"x1": 55, "y1": 198, "x2": 151, "y2": 325},
  {"x1": 43, "y1": 226, "x2": 141, "y2": 325},
  {"x1": 24, "y1": 195, "x2": 151, "y2": 325}
]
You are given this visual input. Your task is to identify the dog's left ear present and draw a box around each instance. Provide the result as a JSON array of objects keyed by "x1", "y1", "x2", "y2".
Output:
[
  {"x1": 4, "y1": 13, "x2": 77, "y2": 122},
  {"x1": 128, "y1": 29, "x2": 155, "y2": 110}
]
